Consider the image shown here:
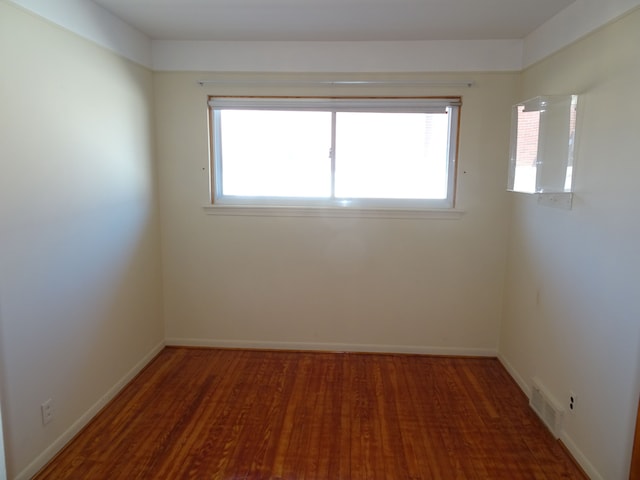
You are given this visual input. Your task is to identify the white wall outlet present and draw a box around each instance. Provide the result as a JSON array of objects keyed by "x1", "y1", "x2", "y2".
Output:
[
  {"x1": 41, "y1": 399, "x2": 54, "y2": 425},
  {"x1": 568, "y1": 391, "x2": 577, "y2": 413}
]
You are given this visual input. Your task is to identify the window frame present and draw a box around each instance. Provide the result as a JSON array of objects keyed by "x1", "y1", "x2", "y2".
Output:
[{"x1": 207, "y1": 96, "x2": 461, "y2": 213}]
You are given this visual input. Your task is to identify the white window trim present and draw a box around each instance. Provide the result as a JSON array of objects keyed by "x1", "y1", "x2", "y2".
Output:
[
  {"x1": 209, "y1": 97, "x2": 461, "y2": 112},
  {"x1": 203, "y1": 204, "x2": 465, "y2": 219},
  {"x1": 208, "y1": 96, "x2": 462, "y2": 216}
]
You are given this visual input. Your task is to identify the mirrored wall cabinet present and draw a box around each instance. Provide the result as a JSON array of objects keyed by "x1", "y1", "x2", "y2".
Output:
[{"x1": 508, "y1": 95, "x2": 578, "y2": 209}]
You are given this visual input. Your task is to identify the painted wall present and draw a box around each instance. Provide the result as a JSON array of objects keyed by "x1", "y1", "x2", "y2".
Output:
[
  {"x1": 0, "y1": 3, "x2": 164, "y2": 478},
  {"x1": 155, "y1": 71, "x2": 517, "y2": 355},
  {"x1": 0, "y1": 402, "x2": 5, "y2": 480},
  {"x1": 500, "y1": 8, "x2": 640, "y2": 480},
  {"x1": 6, "y1": 0, "x2": 152, "y2": 67}
]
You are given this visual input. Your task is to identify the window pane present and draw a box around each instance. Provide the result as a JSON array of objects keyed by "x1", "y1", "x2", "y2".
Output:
[
  {"x1": 334, "y1": 112, "x2": 450, "y2": 199},
  {"x1": 220, "y1": 110, "x2": 332, "y2": 197}
]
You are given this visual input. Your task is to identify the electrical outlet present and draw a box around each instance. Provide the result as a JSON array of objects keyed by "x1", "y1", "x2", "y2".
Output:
[
  {"x1": 41, "y1": 399, "x2": 54, "y2": 425},
  {"x1": 568, "y1": 391, "x2": 576, "y2": 413}
]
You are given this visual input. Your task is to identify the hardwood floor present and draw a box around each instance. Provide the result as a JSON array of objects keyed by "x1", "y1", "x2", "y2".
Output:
[
  {"x1": 631, "y1": 398, "x2": 640, "y2": 479},
  {"x1": 35, "y1": 347, "x2": 586, "y2": 479}
]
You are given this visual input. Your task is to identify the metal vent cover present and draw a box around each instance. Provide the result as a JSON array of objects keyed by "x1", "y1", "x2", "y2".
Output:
[{"x1": 530, "y1": 377, "x2": 564, "y2": 438}]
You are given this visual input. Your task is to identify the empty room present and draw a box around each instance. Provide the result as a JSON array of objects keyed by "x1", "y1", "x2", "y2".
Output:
[{"x1": 0, "y1": 0, "x2": 639, "y2": 478}]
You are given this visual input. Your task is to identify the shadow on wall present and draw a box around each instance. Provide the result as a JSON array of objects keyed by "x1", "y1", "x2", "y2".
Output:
[
  {"x1": 0, "y1": 301, "x2": 7, "y2": 480},
  {"x1": 0, "y1": 2, "x2": 162, "y2": 477}
]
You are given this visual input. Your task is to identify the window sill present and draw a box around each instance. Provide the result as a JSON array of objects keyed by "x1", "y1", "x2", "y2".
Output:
[{"x1": 203, "y1": 204, "x2": 465, "y2": 219}]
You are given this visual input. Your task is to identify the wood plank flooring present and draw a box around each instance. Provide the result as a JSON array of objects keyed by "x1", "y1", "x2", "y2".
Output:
[{"x1": 35, "y1": 347, "x2": 586, "y2": 479}]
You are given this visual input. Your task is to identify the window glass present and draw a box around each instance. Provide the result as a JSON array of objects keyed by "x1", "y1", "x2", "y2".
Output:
[
  {"x1": 334, "y1": 112, "x2": 450, "y2": 199},
  {"x1": 210, "y1": 97, "x2": 460, "y2": 209},
  {"x1": 220, "y1": 110, "x2": 332, "y2": 197}
]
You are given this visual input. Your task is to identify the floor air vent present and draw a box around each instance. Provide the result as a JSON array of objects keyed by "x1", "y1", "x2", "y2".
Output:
[{"x1": 529, "y1": 377, "x2": 564, "y2": 438}]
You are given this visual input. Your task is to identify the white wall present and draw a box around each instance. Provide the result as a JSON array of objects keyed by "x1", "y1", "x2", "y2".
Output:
[
  {"x1": 0, "y1": 302, "x2": 7, "y2": 480},
  {"x1": 151, "y1": 40, "x2": 523, "y2": 72},
  {"x1": 155, "y1": 71, "x2": 517, "y2": 355},
  {"x1": 0, "y1": 3, "x2": 164, "y2": 478},
  {"x1": 523, "y1": 0, "x2": 640, "y2": 67},
  {"x1": 0, "y1": 395, "x2": 6, "y2": 480},
  {"x1": 6, "y1": 0, "x2": 152, "y2": 67},
  {"x1": 500, "y1": 8, "x2": 640, "y2": 480}
]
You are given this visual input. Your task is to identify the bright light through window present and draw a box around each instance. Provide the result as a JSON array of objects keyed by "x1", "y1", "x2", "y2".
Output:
[
  {"x1": 220, "y1": 110, "x2": 332, "y2": 197},
  {"x1": 209, "y1": 97, "x2": 460, "y2": 209},
  {"x1": 335, "y1": 112, "x2": 450, "y2": 199}
]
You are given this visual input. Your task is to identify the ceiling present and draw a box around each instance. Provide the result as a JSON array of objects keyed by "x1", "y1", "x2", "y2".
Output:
[{"x1": 91, "y1": 0, "x2": 576, "y2": 42}]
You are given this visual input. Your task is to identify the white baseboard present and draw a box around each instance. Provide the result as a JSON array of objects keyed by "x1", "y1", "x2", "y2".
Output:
[
  {"x1": 497, "y1": 352, "x2": 531, "y2": 396},
  {"x1": 15, "y1": 341, "x2": 165, "y2": 480},
  {"x1": 165, "y1": 337, "x2": 497, "y2": 357},
  {"x1": 497, "y1": 352, "x2": 602, "y2": 480},
  {"x1": 560, "y1": 431, "x2": 602, "y2": 480}
]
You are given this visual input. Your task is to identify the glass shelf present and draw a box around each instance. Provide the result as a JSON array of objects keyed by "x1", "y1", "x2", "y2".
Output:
[{"x1": 508, "y1": 95, "x2": 578, "y2": 195}]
